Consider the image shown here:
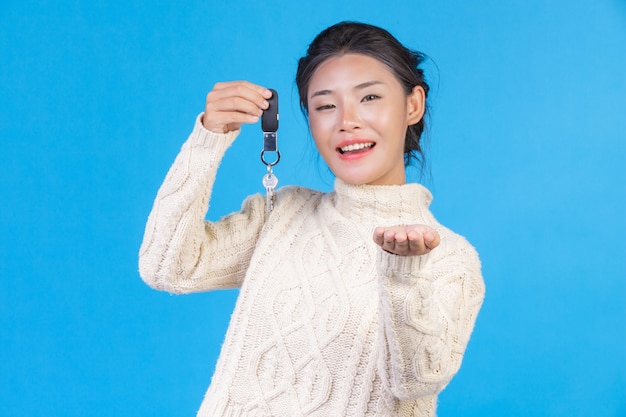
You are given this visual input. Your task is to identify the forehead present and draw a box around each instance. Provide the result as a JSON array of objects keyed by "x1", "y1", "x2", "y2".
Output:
[{"x1": 308, "y1": 53, "x2": 399, "y2": 91}]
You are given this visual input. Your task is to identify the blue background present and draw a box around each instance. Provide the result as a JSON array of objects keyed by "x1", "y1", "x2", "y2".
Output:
[{"x1": 1, "y1": 1, "x2": 625, "y2": 416}]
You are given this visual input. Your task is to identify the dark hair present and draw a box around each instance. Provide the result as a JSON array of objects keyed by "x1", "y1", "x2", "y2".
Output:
[{"x1": 296, "y1": 21, "x2": 430, "y2": 168}]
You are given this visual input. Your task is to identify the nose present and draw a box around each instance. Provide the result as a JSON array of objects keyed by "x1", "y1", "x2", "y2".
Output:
[{"x1": 338, "y1": 103, "x2": 361, "y2": 132}]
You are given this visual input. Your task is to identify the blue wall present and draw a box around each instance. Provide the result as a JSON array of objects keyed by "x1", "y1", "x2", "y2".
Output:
[{"x1": 1, "y1": 1, "x2": 624, "y2": 415}]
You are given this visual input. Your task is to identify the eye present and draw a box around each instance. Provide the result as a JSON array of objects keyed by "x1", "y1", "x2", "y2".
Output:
[
  {"x1": 362, "y1": 94, "x2": 381, "y2": 102},
  {"x1": 314, "y1": 103, "x2": 336, "y2": 111}
]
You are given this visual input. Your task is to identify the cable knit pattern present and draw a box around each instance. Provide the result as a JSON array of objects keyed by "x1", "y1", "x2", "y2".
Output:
[{"x1": 139, "y1": 115, "x2": 485, "y2": 417}]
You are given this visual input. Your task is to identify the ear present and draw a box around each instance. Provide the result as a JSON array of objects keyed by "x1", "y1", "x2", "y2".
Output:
[{"x1": 406, "y1": 85, "x2": 426, "y2": 126}]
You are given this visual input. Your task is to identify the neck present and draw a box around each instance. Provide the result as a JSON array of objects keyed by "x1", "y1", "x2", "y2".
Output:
[{"x1": 330, "y1": 178, "x2": 434, "y2": 225}]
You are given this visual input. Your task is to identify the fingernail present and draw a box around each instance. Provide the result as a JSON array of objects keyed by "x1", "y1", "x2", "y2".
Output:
[{"x1": 263, "y1": 89, "x2": 272, "y2": 98}]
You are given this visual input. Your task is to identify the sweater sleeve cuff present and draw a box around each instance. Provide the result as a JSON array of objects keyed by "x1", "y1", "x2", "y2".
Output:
[{"x1": 377, "y1": 249, "x2": 433, "y2": 280}]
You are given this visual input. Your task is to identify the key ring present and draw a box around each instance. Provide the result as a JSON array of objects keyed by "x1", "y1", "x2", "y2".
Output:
[{"x1": 260, "y1": 149, "x2": 281, "y2": 167}]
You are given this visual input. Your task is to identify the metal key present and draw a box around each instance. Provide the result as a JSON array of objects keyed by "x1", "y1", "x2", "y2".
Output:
[{"x1": 262, "y1": 170, "x2": 279, "y2": 211}]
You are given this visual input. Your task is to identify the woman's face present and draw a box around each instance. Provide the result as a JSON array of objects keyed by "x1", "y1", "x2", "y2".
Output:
[{"x1": 307, "y1": 53, "x2": 424, "y2": 186}]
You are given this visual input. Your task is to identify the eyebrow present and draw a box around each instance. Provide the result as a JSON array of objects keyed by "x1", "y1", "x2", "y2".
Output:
[{"x1": 309, "y1": 80, "x2": 384, "y2": 99}]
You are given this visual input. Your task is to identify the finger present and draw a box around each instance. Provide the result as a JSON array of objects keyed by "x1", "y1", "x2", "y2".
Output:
[
  {"x1": 216, "y1": 111, "x2": 260, "y2": 128},
  {"x1": 211, "y1": 81, "x2": 272, "y2": 109},
  {"x1": 383, "y1": 229, "x2": 398, "y2": 253},
  {"x1": 206, "y1": 85, "x2": 268, "y2": 112},
  {"x1": 393, "y1": 230, "x2": 410, "y2": 254},
  {"x1": 423, "y1": 229, "x2": 441, "y2": 249},
  {"x1": 213, "y1": 80, "x2": 273, "y2": 98},
  {"x1": 206, "y1": 95, "x2": 265, "y2": 117},
  {"x1": 409, "y1": 234, "x2": 428, "y2": 255},
  {"x1": 373, "y1": 227, "x2": 385, "y2": 247},
  {"x1": 401, "y1": 228, "x2": 422, "y2": 254}
]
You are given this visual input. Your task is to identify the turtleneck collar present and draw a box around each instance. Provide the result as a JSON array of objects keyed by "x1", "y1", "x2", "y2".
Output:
[{"x1": 329, "y1": 178, "x2": 434, "y2": 225}]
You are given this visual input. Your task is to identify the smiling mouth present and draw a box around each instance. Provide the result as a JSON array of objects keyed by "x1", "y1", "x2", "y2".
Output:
[{"x1": 337, "y1": 142, "x2": 376, "y2": 154}]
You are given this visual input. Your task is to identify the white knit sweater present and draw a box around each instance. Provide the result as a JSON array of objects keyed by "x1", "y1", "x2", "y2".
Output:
[{"x1": 139, "y1": 115, "x2": 485, "y2": 417}]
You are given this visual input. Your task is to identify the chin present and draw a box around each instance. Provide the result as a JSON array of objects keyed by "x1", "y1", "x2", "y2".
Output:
[
  {"x1": 334, "y1": 173, "x2": 375, "y2": 186},
  {"x1": 331, "y1": 167, "x2": 381, "y2": 185}
]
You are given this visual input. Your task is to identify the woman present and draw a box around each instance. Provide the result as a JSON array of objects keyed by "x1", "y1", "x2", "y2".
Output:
[{"x1": 139, "y1": 21, "x2": 485, "y2": 417}]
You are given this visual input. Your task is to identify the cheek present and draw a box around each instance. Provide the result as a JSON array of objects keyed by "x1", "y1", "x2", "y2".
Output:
[
  {"x1": 367, "y1": 106, "x2": 407, "y2": 144},
  {"x1": 307, "y1": 118, "x2": 327, "y2": 155},
  {"x1": 308, "y1": 116, "x2": 320, "y2": 137},
  {"x1": 364, "y1": 108, "x2": 389, "y2": 128},
  {"x1": 308, "y1": 114, "x2": 333, "y2": 142}
]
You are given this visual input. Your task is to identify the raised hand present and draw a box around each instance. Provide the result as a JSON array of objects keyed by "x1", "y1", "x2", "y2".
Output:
[
  {"x1": 373, "y1": 224, "x2": 440, "y2": 256},
  {"x1": 202, "y1": 81, "x2": 273, "y2": 133}
]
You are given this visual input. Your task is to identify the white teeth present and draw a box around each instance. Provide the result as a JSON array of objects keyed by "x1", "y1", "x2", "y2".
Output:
[{"x1": 340, "y1": 142, "x2": 374, "y2": 153}]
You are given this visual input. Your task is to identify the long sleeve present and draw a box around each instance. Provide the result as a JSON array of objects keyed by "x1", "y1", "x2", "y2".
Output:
[
  {"x1": 376, "y1": 234, "x2": 485, "y2": 401},
  {"x1": 138, "y1": 115, "x2": 267, "y2": 294}
]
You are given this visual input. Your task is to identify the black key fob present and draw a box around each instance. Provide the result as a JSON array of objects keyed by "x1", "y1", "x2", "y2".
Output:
[{"x1": 262, "y1": 89, "x2": 279, "y2": 133}]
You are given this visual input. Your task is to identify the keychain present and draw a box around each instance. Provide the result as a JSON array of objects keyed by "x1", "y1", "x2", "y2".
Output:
[{"x1": 260, "y1": 89, "x2": 279, "y2": 211}]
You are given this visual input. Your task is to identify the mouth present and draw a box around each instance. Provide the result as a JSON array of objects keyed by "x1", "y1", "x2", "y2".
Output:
[{"x1": 337, "y1": 142, "x2": 376, "y2": 155}]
